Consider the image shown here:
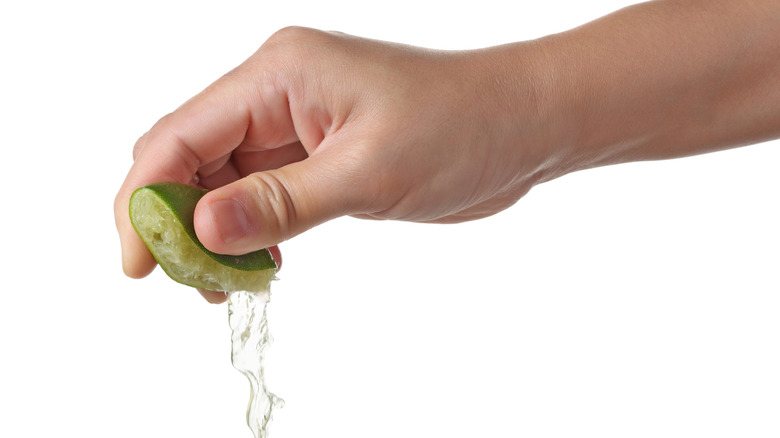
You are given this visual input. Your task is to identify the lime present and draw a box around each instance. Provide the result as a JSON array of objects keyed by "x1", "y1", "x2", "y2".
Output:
[{"x1": 129, "y1": 182, "x2": 277, "y2": 292}]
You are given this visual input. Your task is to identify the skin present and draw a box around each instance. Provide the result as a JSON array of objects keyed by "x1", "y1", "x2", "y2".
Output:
[{"x1": 115, "y1": 0, "x2": 780, "y2": 304}]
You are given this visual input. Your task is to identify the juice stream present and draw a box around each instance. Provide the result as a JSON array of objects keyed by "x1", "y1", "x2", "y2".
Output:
[{"x1": 227, "y1": 290, "x2": 284, "y2": 438}]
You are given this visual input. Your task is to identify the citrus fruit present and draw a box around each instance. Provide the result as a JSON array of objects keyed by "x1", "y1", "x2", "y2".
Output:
[{"x1": 129, "y1": 182, "x2": 277, "y2": 292}]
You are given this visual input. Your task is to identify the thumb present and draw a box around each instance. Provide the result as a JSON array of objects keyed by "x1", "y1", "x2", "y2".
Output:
[{"x1": 194, "y1": 153, "x2": 359, "y2": 255}]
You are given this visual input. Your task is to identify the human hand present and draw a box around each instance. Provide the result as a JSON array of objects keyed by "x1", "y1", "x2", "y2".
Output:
[
  {"x1": 115, "y1": 27, "x2": 555, "y2": 302},
  {"x1": 117, "y1": 3, "x2": 779, "y2": 303}
]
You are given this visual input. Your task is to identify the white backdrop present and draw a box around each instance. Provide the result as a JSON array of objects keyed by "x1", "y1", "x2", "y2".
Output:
[{"x1": 1, "y1": 0, "x2": 778, "y2": 437}]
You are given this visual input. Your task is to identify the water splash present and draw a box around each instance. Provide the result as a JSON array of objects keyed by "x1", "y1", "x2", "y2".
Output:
[{"x1": 227, "y1": 290, "x2": 284, "y2": 438}]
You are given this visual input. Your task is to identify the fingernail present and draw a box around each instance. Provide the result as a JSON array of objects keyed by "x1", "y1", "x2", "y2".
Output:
[{"x1": 211, "y1": 199, "x2": 249, "y2": 244}]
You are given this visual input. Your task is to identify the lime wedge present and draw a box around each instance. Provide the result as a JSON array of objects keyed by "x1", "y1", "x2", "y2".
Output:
[{"x1": 129, "y1": 182, "x2": 277, "y2": 292}]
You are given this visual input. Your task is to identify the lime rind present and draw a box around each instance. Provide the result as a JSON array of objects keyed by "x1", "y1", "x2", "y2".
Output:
[{"x1": 129, "y1": 182, "x2": 277, "y2": 293}]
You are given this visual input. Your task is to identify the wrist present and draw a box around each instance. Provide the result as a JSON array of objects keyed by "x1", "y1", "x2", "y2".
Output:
[
  {"x1": 526, "y1": 0, "x2": 780, "y2": 176},
  {"x1": 458, "y1": 42, "x2": 574, "y2": 189}
]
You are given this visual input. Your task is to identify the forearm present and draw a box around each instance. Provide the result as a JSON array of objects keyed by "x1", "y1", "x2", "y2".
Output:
[{"x1": 520, "y1": 0, "x2": 780, "y2": 176}]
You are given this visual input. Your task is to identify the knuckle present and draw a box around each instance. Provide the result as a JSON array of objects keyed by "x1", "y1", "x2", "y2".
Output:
[
  {"x1": 246, "y1": 172, "x2": 298, "y2": 240},
  {"x1": 260, "y1": 26, "x2": 336, "y2": 65},
  {"x1": 148, "y1": 112, "x2": 177, "y2": 140},
  {"x1": 266, "y1": 26, "x2": 318, "y2": 46},
  {"x1": 132, "y1": 131, "x2": 149, "y2": 161},
  {"x1": 252, "y1": 27, "x2": 324, "y2": 90},
  {"x1": 113, "y1": 191, "x2": 125, "y2": 218},
  {"x1": 261, "y1": 26, "x2": 312, "y2": 59}
]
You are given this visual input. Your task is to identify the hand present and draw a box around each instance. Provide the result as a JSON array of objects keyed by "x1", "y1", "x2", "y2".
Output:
[
  {"x1": 114, "y1": 27, "x2": 552, "y2": 301},
  {"x1": 116, "y1": 2, "x2": 779, "y2": 304}
]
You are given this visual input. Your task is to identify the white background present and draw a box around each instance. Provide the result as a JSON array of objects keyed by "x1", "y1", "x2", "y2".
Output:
[{"x1": 1, "y1": 0, "x2": 778, "y2": 437}]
